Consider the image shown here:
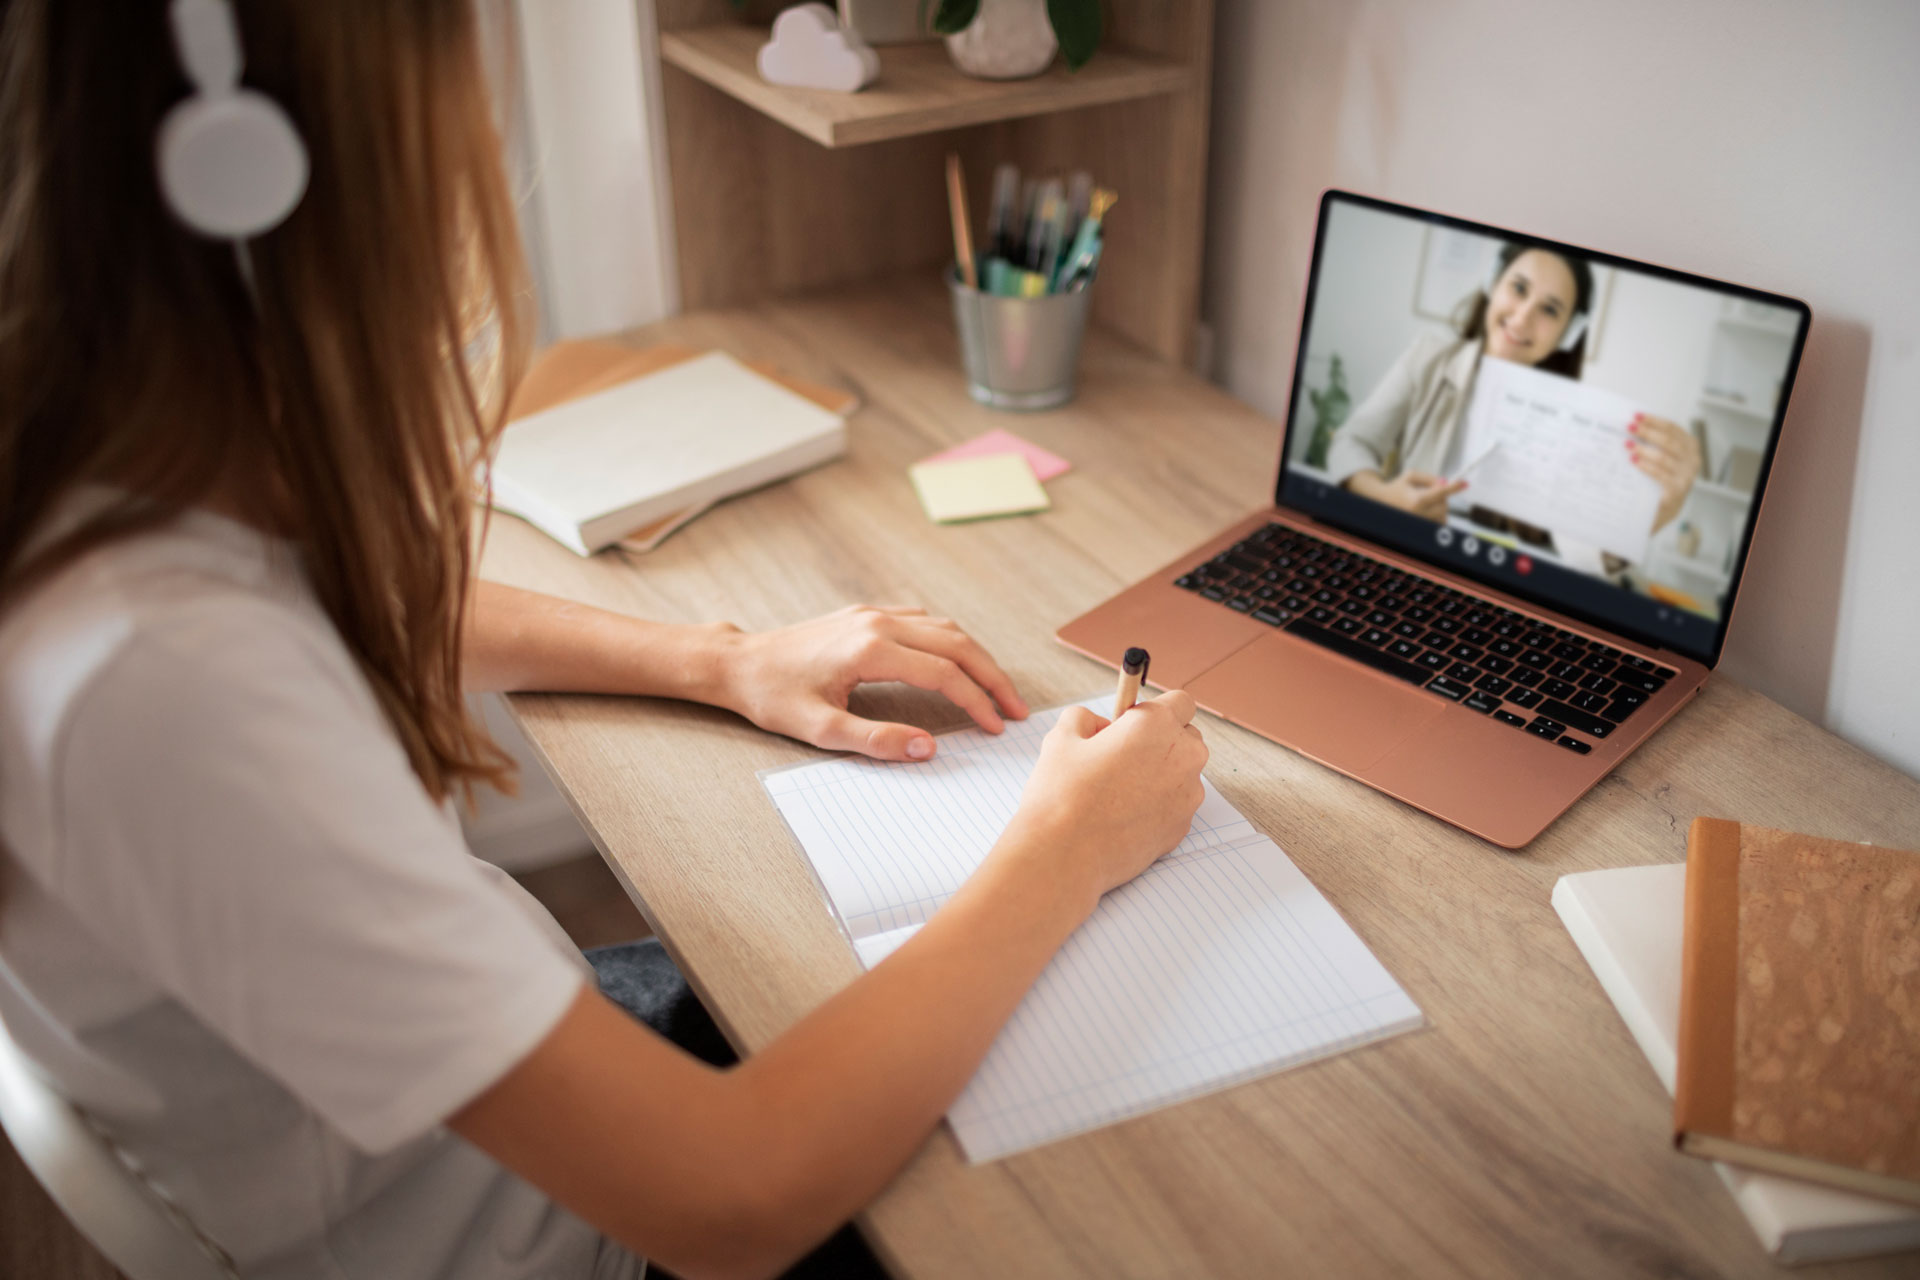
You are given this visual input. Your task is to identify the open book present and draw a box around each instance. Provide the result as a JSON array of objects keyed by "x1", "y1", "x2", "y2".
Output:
[{"x1": 762, "y1": 697, "x2": 1423, "y2": 1162}]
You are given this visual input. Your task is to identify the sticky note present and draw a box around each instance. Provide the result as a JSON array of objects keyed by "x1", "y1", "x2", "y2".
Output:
[
  {"x1": 909, "y1": 453, "x2": 1050, "y2": 523},
  {"x1": 919, "y1": 428, "x2": 1072, "y2": 482}
]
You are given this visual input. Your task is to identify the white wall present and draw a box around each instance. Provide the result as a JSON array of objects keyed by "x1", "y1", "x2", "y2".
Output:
[{"x1": 1204, "y1": 0, "x2": 1920, "y2": 777}]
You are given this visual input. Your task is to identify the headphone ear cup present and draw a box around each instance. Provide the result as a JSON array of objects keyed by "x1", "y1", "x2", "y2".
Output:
[
  {"x1": 1558, "y1": 310, "x2": 1589, "y2": 353},
  {"x1": 157, "y1": 89, "x2": 308, "y2": 238}
]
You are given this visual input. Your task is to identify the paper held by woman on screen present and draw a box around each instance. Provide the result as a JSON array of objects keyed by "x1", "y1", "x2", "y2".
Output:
[{"x1": 1460, "y1": 356, "x2": 1663, "y2": 565}]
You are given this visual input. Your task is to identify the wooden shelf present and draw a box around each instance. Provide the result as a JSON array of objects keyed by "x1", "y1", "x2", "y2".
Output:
[{"x1": 660, "y1": 23, "x2": 1190, "y2": 147}]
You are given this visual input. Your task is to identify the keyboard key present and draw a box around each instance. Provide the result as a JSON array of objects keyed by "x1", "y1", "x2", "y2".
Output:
[
  {"x1": 1200, "y1": 586, "x2": 1226, "y2": 601},
  {"x1": 1461, "y1": 627, "x2": 1492, "y2": 646},
  {"x1": 1417, "y1": 650, "x2": 1448, "y2": 670},
  {"x1": 1508, "y1": 687, "x2": 1543, "y2": 709},
  {"x1": 1448, "y1": 662, "x2": 1480, "y2": 682},
  {"x1": 1611, "y1": 686, "x2": 1649, "y2": 710},
  {"x1": 1582, "y1": 652, "x2": 1616, "y2": 672},
  {"x1": 1600, "y1": 698, "x2": 1642, "y2": 723},
  {"x1": 1489, "y1": 638, "x2": 1520, "y2": 657},
  {"x1": 1474, "y1": 674, "x2": 1511, "y2": 697},
  {"x1": 1479, "y1": 655, "x2": 1513, "y2": 675},
  {"x1": 1552, "y1": 643, "x2": 1586, "y2": 662},
  {"x1": 1556, "y1": 735, "x2": 1593, "y2": 755},
  {"x1": 1284, "y1": 619, "x2": 1430, "y2": 685},
  {"x1": 1536, "y1": 699, "x2": 1616, "y2": 739},
  {"x1": 1529, "y1": 715, "x2": 1566, "y2": 735},
  {"x1": 1551, "y1": 661, "x2": 1584, "y2": 681},
  {"x1": 1308, "y1": 606, "x2": 1334, "y2": 624},
  {"x1": 1525, "y1": 720, "x2": 1561, "y2": 739},
  {"x1": 1225, "y1": 553, "x2": 1265, "y2": 574},
  {"x1": 1366, "y1": 609, "x2": 1395, "y2": 627},
  {"x1": 1360, "y1": 627, "x2": 1391, "y2": 647},
  {"x1": 1450, "y1": 643, "x2": 1484, "y2": 663},
  {"x1": 1227, "y1": 597, "x2": 1254, "y2": 613},
  {"x1": 1426, "y1": 676, "x2": 1472, "y2": 701},
  {"x1": 1350, "y1": 585, "x2": 1376, "y2": 601},
  {"x1": 1422, "y1": 630, "x2": 1454, "y2": 649},
  {"x1": 1284, "y1": 594, "x2": 1308, "y2": 611},
  {"x1": 1509, "y1": 666, "x2": 1544, "y2": 687},
  {"x1": 1432, "y1": 616, "x2": 1462, "y2": 633},
  {"x1": 1571, "y1": 690, "x2": 1608, "y2": 713},
  {"x1": 1394, "y1": 621, "x2": 1423, "y2": 638},
  {"x1": 1579, "y1": 673, "x2": 1617, "y2": 696},
  {"x1": 1337, "y1": 598, "x2": 1370, "y2": 616},
  {"x1": 1333, "y1": 616, "x2": 1362, "y2": 635},
  {"x1": 1518, "y1": 650, "x2": 1551, "y2": 669},
  {"x1": 1403, "y1": 606, "x2": 1432, "y2": 622},
  {"x1": 1618, "y1": 654, "x2": 1655, "y2": 672},
  {"x1": 1388, "y1": 639, "x2": 1421, "y2": 660},
  {"x1": 1313, "y1": 588, "x2": 1338, "y2": 604},
  {"x1": 1175, "y1": 574, "x2": 1201, "y2": 590},
  {"x1": 1251, "y1": 606, "x2": 1288, "y2": 626},
  {"x1": 1541, "y1": 678, "x2": 1578, "y2": 700},
  {"x1": 1614, "y1": 666, "x2": 1668, "y2": 694},
  {"x1": 1463, "y1": 691, "x2": 1501, "y2": 713},
  {"x1": 1492, "y1": 710, "x2": 1527, "y2": 727}
]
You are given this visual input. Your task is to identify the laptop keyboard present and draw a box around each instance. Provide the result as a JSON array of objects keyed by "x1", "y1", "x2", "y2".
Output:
[{"x1": 1173, "y1": 524, "x2": 1677, "y2": 754}]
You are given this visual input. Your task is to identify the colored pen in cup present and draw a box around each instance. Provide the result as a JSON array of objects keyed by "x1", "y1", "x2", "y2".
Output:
[{"x1": 1113, "y1": 647, "x2": 1151, "y2": 718}]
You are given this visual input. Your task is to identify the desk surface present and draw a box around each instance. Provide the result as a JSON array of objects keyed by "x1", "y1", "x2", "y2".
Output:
[{"x1": 479, "y1": 279, "x2": 1920, "y2": 1279}]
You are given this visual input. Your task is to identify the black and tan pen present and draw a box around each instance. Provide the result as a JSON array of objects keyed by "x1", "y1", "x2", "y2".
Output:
[{"x1": 1112, "y1": 647, "x2": 1150, "y2": 718}]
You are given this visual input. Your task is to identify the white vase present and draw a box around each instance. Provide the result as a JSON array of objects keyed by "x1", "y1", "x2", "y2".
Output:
[{"x1": 944, "y1": 0, "x2": 1057, "y2": 80}]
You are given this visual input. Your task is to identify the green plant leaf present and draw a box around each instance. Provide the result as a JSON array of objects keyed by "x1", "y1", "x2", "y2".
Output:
[
  {"x1": 1048, "y1": 0, "x2": 1101, "y2": 70},
  {"x1": 931, "y1": 0, "x2": 981, "y2": 35}
]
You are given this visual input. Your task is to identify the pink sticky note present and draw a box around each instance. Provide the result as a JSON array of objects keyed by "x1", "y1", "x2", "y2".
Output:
[{"x1": 919, "y1": 429, "x2": 1072, "y2": 482}]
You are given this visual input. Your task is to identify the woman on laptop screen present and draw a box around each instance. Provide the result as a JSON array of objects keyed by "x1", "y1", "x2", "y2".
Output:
[{"x1": 1326, "y1": 242, "x2": 1701, "y2": 549}]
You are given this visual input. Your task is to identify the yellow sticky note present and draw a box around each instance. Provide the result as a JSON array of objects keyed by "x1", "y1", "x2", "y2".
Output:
[{"x1": 908, "y1": 453, "x2": 1050, "y2": 523}]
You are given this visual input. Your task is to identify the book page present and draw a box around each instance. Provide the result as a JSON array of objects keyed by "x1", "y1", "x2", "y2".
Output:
[
  {"x1": 765, "y1": 698, "x2": 1424, "y2": 1162},
  {"x1": 1459, "y1": 356, "x2": 1663, "y2": 564},
  {"x1": 765, "y1": 700, "x2": 1247, "y2": 938}
]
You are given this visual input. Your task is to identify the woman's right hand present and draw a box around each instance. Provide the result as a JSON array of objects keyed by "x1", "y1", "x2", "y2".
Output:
[
  {"x1": 1348, "y1": 469, "x2": 1467, "y2": 522},
  {"x1": 998, "y1": 691, "x2": 1208, "y2": 902}
]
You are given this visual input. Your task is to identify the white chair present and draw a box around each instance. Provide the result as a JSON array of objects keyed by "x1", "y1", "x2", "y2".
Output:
[{"x1": 0, "y1": 1007, "x2": 233, "y2": 1280}]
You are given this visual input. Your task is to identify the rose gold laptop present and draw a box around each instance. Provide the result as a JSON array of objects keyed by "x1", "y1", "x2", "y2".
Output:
[{"x1": 1058, "y1": 192, "x2": 1809, "y2": 847}]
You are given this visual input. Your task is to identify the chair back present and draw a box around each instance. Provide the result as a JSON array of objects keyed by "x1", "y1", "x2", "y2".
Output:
[{"x1": 0, "y1": 1006, "x2": 233, "y2": 1280}]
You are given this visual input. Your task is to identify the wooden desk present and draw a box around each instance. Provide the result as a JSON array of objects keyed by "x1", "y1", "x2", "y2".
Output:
[{"x1": 478, "y1": 280, "x2": 1920, "y2": 1279}]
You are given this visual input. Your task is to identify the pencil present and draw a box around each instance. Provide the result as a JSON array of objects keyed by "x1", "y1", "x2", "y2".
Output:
[
  {"x1": 946, "y1": 154, "x2": 976, "y2": 289},
  {"x1": 1113, "y1": 647, "x2": 1150, "y2": 718}
]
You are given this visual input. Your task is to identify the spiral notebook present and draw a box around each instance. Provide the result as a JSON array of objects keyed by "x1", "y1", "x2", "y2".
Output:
[{"x1": 762, "y1": 697, "x2": 1423, "y2": 1162}]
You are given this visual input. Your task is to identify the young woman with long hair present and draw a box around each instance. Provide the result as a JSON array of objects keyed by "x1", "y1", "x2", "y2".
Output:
[{"x1": 0, "y1": 4, "x2": 1207, "y2": 1277}]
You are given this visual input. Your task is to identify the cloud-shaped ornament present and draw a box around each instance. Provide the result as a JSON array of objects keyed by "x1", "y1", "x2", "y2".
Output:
[{"x1": 757, "y1": 3, "x2": 880, "y2": 93}]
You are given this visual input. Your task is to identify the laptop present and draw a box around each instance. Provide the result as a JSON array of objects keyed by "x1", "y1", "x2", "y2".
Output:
[{"x1": 1058, "y1": 191, "x2": 1809, "y2": 847}]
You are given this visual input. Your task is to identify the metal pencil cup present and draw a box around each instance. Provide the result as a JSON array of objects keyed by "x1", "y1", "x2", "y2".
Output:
[{"x1": 948, "y1": 270, "x2": 1093, "y2": 411}]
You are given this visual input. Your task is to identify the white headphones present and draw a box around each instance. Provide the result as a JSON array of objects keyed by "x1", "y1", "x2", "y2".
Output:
[
  {"x1": 1485, "y1": 248, "x2": 1588, "y2": 353},
  {"x1": 156, "y1": 0, "x2": 308, "y2": 240}
]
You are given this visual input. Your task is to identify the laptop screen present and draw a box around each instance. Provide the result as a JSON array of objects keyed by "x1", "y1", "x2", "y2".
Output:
[{"x1": 1275, "y1": 192, "x2": 1808, "y2": 665}]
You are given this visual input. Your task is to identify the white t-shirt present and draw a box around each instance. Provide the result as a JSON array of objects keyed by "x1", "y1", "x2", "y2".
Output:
[{"x1": 0, "y1": 504, "x2": 643, "y2": 1280}]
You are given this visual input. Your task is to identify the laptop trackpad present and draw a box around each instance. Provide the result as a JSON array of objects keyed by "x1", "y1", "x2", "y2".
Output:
[{"x1": 1184, "y1": 631, "x2": 1446, "y2": 774}]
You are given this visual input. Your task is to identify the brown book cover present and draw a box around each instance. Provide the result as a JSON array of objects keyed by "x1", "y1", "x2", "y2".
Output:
[{"x1": 1675, "y1": 817, "x2": 1920, "y2": 1206}]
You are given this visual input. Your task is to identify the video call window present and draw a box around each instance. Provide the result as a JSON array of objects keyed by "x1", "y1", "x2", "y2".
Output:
[{"x1": 1289, "y1": 200, "x2": 1800, "y2": 623}]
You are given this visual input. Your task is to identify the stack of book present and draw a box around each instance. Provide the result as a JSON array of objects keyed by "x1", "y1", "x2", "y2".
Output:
[
  {"x1": 489, "y1": 341, "x2": 856, "y2": 556},
  {"x1": 1554, "y1": 819, "x2": 1919, "y2": 1264}
]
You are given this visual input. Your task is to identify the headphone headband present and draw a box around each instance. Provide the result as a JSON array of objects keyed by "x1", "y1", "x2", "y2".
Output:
[{"x1": 156, "y1": 0, "x2": 308, "y2": 241}]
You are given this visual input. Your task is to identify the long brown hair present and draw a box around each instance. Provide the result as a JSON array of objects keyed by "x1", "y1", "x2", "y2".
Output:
[{"x1": 0, "y1": 1, "x2": 529, "y2": 801}]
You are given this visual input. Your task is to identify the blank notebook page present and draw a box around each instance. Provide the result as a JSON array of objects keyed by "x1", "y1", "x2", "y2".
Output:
[{"x1": 763, "y1": 697, "x2": 1424, "y2": 1162}]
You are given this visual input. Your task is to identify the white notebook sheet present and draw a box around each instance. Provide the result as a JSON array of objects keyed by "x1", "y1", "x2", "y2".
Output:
[{"x1": 762, "y1": 697, "x2": 1423, "y2": 1162}]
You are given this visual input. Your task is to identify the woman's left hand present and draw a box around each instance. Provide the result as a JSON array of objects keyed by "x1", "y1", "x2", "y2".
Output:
[
  {"x1": 1628, "y1": 414, "x2": 1701, "y2": 534},
  {"x1": 710, "y1": 605, "x2": 1029, "y2": 761}
]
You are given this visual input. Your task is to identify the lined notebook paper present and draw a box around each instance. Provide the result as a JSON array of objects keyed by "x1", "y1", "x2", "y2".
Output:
[{"x1": 762, "y1": 697, "x2": 1423, "y2": 1162}]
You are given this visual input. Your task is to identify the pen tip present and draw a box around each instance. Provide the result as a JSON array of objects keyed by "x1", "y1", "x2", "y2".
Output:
[{"x1": 1123, "y1": 647, "x2": 1149, "y2": 674}]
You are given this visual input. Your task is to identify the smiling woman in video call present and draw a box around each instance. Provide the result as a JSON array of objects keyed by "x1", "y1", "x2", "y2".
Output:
[{"x1": 1326, "y1": 242, "x2": 1702, "y2": 549}]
